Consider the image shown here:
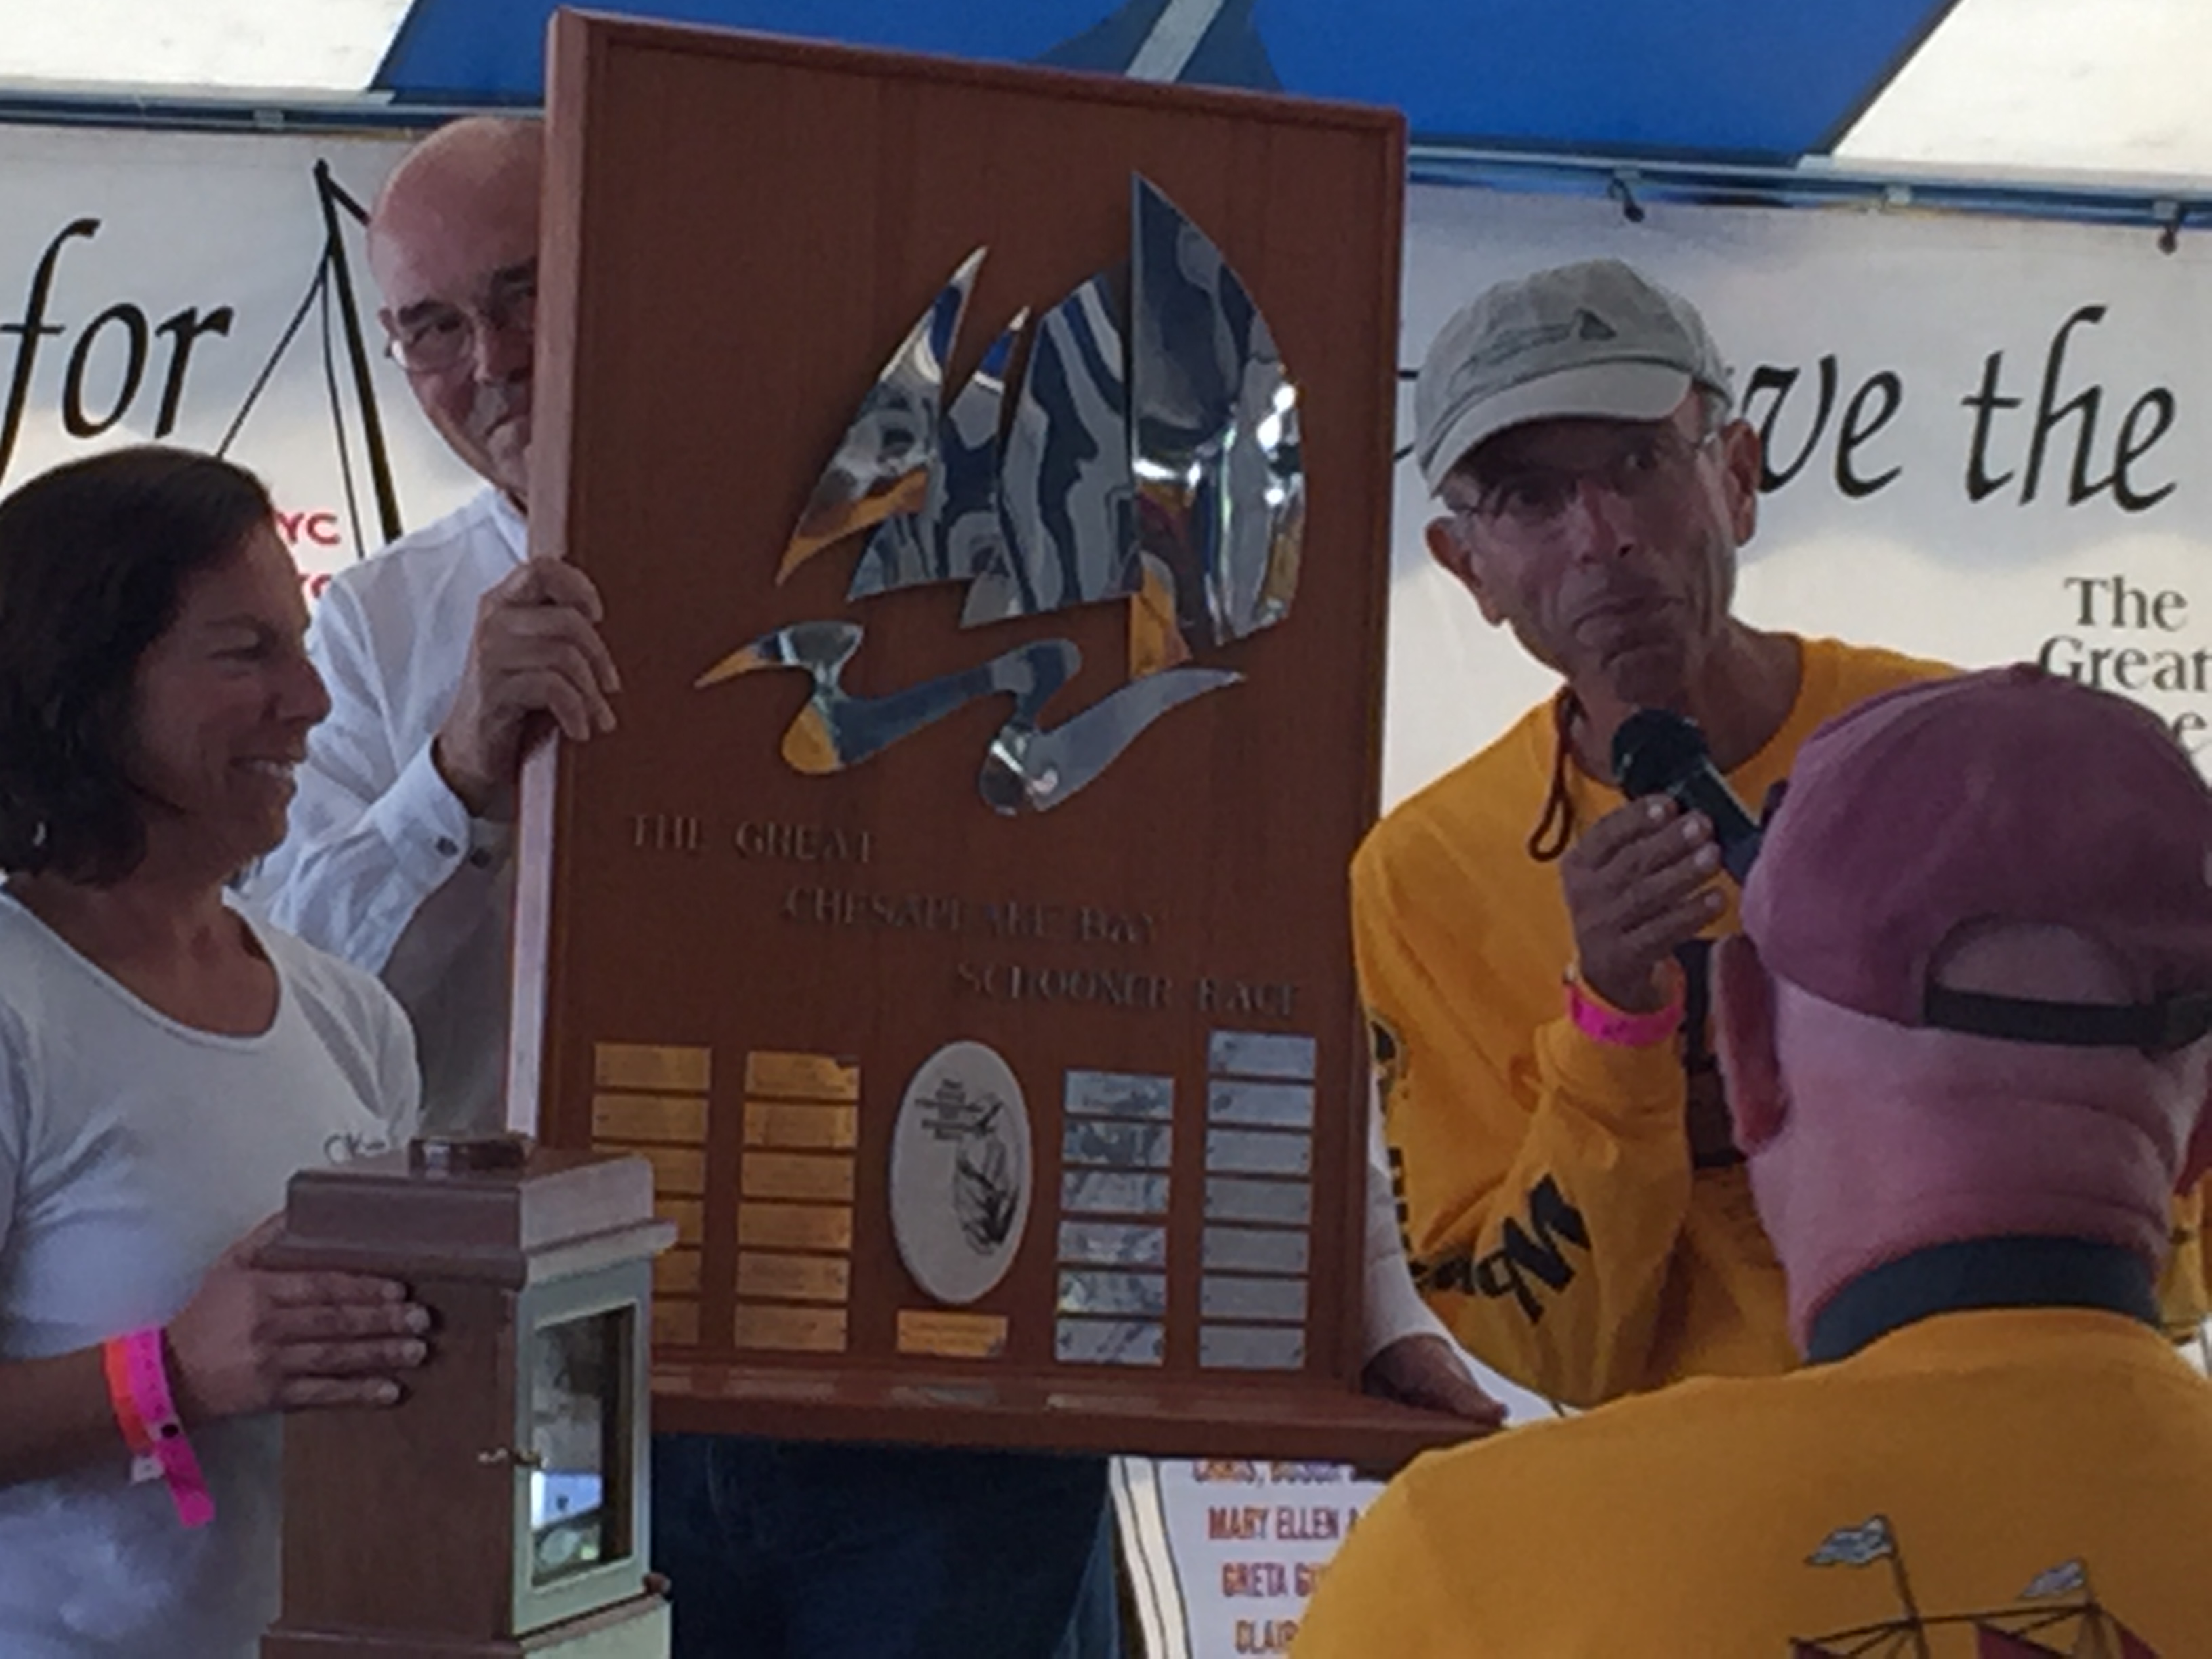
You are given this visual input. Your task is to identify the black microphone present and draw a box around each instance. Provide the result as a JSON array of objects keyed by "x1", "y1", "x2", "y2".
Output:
[{"x1": 1611, "y1": 708, "x2": 1763, "y2": 883}]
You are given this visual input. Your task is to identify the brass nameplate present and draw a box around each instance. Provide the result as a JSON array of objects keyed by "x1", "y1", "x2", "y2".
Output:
[
  {"x1": 1208, "y1": 1029, "x2": 1319, "y2": 1082},
  {"x1": 638, "y1": 1145, "x2": 708, "y2": 1196},
  {"x1": 1201, "y1": 1225, "x2": 1311, "y2": 1275},
  {"x1": 744, "y1": 1050, "x2": 861, "y2": 1102},
  {"x1": 654, "y1": 1300, "x2": 702, "y2": 1346},
  {"x1": 1200, "y1": 1273, "x2": 1307, "y2": 1323},
  {"x1": 593, "y1": 1091, "x2": 710, "y2": 1144},
  {"x1": 736, "y1": 1202, "x2": 855, "y2": 1252},
  {"x1": 655, "y1": 1249, "x2": 704, "y2": 1296},
  {"x1": 1059, "y1": 1220, "x2": 1169, "y2": 1267},
  {"x1": 741, "y1": 1152, "x2": 857, "y2": 1203},
  {"x1": 736, "y1": 1251, "x2": 852, "y2": 1304},
  {"x1": 1055, "y1": 1317, "x2": 1165, "y2": 1367},
  {"x1": 743, "y1": 1101, "x2": 859, "y2": 1150},
  {"x1": 734, "y1": 1304, "x2": 849, "y2": 1353},
  {"x1": 897, "y1": 1310, "x2": 1010, "y2": 1360},
  {"x1": 594, "y1": 1042, "x2": 712, "y2": 1092},
  {"x1": 1198, "y1": 1323, "x2": 1305, "y2": 1371}
]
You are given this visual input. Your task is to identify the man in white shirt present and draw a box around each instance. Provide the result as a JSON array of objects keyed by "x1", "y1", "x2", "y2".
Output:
[{"x1": 253, "y1": 119, "x2": 610, "y2": 1139}]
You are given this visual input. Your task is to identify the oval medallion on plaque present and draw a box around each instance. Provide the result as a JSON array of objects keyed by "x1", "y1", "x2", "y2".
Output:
[{"x1": 889, "y1": 1040, "x2": 1033, "y2": 1305}]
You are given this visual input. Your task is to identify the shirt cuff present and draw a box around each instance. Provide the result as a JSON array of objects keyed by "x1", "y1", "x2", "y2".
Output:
[{"x1": 369, "y1": 742, "x2": 483, "y2": 891}]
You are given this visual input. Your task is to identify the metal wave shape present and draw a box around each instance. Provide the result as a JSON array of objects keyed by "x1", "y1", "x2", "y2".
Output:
[{"x1": 700, "y1": 178, "x2": 1301, "y2": 815}]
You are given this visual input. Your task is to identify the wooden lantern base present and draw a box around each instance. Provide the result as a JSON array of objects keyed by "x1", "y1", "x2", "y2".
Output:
[{"x1": 264, "y1": 1592, "x2": 670, "y2": 1658}]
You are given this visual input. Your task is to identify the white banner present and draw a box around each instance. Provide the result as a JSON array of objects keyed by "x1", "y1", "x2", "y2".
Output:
[
  {"x1": 1387, "y1": 180, "x2": 2212, "y2": 805},
  {"x1": 0, "y1": 121, "x2": 480, "y2": 592}
]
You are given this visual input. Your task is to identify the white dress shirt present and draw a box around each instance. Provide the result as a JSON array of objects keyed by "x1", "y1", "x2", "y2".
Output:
[{"x1": 250, "y1": 488, "x2": 523, "y2": 1135}]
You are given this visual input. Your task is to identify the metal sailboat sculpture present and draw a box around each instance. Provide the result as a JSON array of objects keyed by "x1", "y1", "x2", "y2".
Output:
[{"x1": 696, "y1": 176, "x2": 1305, "y2": 814}]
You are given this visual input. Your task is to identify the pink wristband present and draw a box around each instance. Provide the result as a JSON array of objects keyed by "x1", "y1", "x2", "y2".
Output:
[
  {"x1": 102, "y1": 1329, "x2": 214, "y2": 1529},
  {"x1": 1564, "y1": 966, "x2": 1684, "y2": 1048}
]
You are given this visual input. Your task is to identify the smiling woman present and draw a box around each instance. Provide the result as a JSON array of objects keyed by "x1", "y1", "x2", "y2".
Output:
[
  {"x1": 0, "y1": 449, "x2": 319, "y2": 887},
  {"x1": 0, "y1": 447, "x2": 430, "y2": 1658}
]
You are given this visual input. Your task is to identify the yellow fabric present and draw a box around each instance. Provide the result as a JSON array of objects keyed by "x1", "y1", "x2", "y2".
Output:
[
  {"x1": 1294, "y1": 1309, "x2": 2212, "y2": 1657},
  {"x1": 1352, "y1": 633, "x2": 2212, "y2": 1406}
]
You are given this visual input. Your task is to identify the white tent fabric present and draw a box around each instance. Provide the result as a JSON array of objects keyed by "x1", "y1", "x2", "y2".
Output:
[
  {"x1": 1834, "y1": 0, "x2": 2212, "y2": 182},
  {"x1": 0, "y1": 0, "x2": 410, "y2": 96}
]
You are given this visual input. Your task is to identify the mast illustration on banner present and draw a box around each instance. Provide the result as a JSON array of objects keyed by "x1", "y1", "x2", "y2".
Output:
[
  {"x1": 218, "y1": 160, "x2": 403, "y2": 560},
  {"x1": 694, "y1": 176, "x2": 1305, "y2": 815}
]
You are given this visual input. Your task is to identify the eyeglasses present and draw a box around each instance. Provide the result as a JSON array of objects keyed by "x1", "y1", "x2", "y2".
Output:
[
  {"x1": 383, "y1": 264, "x2": 537, "y2": 375},
  {"x1": 1452, "y1": 428, "x2": 1718, "y2": 542}
]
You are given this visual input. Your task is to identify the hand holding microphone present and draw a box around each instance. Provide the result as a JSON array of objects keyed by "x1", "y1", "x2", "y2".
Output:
[
  {"x1": 1610, "y1": 708, "x2": 1763, "y2": 883},
  {"x1": 1555, "y1": 708, "x2": 1755, "y2": 1015}
]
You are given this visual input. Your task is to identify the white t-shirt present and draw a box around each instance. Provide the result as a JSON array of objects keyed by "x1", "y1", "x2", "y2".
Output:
[{"x1": 0, "y1": 892, "x2": 419, "y2": 1658}]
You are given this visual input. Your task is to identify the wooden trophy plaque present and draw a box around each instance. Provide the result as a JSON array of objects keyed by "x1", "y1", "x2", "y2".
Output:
[
  {"x1": 515, "y1": 9, "x2": 1459, "y2": 1465},
  {"x1": 263, "y1": 1140, "x2": 673, "y2": 1658}
]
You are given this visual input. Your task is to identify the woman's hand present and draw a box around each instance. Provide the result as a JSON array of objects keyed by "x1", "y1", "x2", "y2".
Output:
[{"x1": 165, "y1": 1216, "x2": 430, "y2": 1420}]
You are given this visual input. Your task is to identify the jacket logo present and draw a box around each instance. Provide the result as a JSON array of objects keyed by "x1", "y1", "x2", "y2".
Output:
[{"x1": 1416, "y1": 1174, "x2": 1590, "y2": 1322}]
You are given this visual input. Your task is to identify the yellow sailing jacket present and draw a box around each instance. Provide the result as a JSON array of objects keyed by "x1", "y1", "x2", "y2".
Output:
[
  {"x1": 1294, "y1": 1307, "x2": 2212, "y2": 1657},
  {"x1": 1351, "y1": 635, "x2": 2209, "y2": 1405}
]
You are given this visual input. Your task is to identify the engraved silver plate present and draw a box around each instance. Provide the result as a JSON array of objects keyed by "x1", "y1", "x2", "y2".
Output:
[
  {"x1": 1058, "y1": 1221, "x2": 1169, "y2": 1267},
  {"x1": 1061, "y1": 1170, "x2": 1172, "y2": 1216},
  {"x1": 1206, "y1": 1078, "x2": 1316, "y2": 1131},
  {"x1": 1064, "y1": 1070, "x2": 1174, "y2": 1120},
  {"x1": 1063, "y1": 1119, "x2": 1174, "y2": 1170},
  {"x1": 1208, "y1": 1030, "x2": 1319, "y2": 1082},
  {"x1": 888, "y1": 1040, "x2": 1033, "y2": 1306},
  {"x1": 1199, "y1": 1325, "x2": 1306, "y2": 1371},
  {"x1": 1204, "y1": 1128, "x2": 1312, "y2": 1178},
  {"x1": 1057, "y1": 1318, "x2": 1166, "y2": 1367},
  {"x1": 1201, "y1": 1225, "x2": 1311, "y2": 1275},
  {"x1": 1058, "y1": 1269, "x2": 1169, "y2": 1318},
  {"x1": 1200, "y1": 1275, "x2": 1307, "y2": 1323},
  {"x1": 1204, "y1": 1177, "x2": 1312, "y2": 1227}
]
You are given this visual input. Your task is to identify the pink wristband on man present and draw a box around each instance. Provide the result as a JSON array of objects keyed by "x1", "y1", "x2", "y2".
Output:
[
  {"x1": 101, "y1": 1328, "x2": 214, "y2": 1528},
  {"x1": 1563, "y1": 962, "x2": 1685, "y2": 1048}
]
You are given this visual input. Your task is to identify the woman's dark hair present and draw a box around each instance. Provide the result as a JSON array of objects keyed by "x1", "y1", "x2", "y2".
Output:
[{"x1": 0, "y1": 445, "x2": 276, "y2": 884}]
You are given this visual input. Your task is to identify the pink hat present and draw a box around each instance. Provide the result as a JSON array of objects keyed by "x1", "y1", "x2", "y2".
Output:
[{"x1": 1742, "y1": 664, "x2": 2212, "y2": 1051}]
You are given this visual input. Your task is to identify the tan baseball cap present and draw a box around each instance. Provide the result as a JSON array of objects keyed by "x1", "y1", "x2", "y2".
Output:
[{"x1": 1414, "y1": 258, "x2": 1733, "y2": 493}]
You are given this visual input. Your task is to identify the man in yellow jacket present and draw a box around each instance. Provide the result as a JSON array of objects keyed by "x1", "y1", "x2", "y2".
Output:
[
  {"x1": 1357, "y1": 258, "x2": 2205, "y2": 1404},
  {"x1": 1303, "y1": 668, "x2": 2212, "y2": 1655}
]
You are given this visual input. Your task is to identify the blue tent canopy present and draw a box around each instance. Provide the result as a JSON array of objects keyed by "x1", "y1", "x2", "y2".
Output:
[{"x1": 375, "y1": 0, "x2": 1960, "y2": 161}]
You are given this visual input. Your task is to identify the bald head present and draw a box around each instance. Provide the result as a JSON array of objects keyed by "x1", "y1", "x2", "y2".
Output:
[
  {"x1": 370, "y1": 117, "x2": 544, "y2": 505},
  {"x1": 369, "y1": 116, "x2": 541, "y2": 279}
]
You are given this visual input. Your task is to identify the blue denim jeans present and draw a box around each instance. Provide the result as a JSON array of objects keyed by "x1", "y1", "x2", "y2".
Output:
[{"x1": 651, "y1": 1435, "x2": 1114, "y2": 1658}]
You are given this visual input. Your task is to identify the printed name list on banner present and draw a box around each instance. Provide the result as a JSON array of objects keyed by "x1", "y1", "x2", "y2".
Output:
[{"x1": 1115, "y1": 1459, "x2": 1378, "y2": 1659}]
